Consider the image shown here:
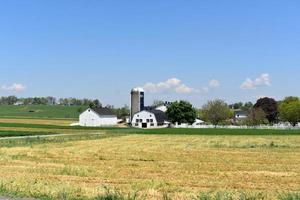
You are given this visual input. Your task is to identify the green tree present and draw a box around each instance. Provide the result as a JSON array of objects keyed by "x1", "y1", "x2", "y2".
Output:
[
  {"x1": 89, "y1": 99, "x2": 102, "y2": 109},
  {"x1": 245, "y1": 107, "x2": 267, "y2": 126},
  {"x1": 231, "y1": 102, "x2": 243, "y2": 109},
  {"x1": 281, "y1": 96, "x2": 299, "y2": 104},
  {"x1": 279, "y1": 97, "x2": 300, "y2": 126},
  {"x1": 242, "y1": 102, "x2": 254, "y2": 111},
  {"x1": 166, "y1": 101, "x2": 197, "y2": 124},
  {"x1": 6, "y1": 96, "x2": 18, "y2": 105},
  {"x1": 113, "y1": 105, "x2": 130, "y2": 119},
  {"x1": 202, "y1": 99, "x2": 232, "y2": 127}
]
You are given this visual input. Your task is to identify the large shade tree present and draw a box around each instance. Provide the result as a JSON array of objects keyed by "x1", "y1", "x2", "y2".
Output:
[
  {"x1": 202, "y1": 99, "x2": 232, "y2": 127},
  {"x1": 166, "y1": 101, "x2": 197, "y2": 124},
  {"x1": 254, "y1": 97, "x2": 278, "y2": 123},
  {"x1": 279, "y1": 96, "x2": 300, "y2": 126}
]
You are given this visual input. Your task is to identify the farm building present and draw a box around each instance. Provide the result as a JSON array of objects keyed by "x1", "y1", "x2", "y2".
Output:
[
  {"x1": 173, "y1": 119, "x2": 206, "y2": 128},
  {"x1": 79, "y1": 107, "x2": 117, "y2": 127},
  {"x1": 234, "y1": 110, "x2": 248, "y2": 121},
  {"x1": 131, "y1": 109, "x2": 170, "y2": 128}
]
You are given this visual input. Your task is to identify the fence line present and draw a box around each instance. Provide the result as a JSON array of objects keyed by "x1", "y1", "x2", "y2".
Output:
[{"x1": 174, "y1": 124, "x2": 300, "y2": 130}]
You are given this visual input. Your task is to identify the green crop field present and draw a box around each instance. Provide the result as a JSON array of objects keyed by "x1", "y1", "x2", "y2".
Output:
[
  {"x1": 0, "y1": 130, "x2": 58, "y2": 137},
  {"x1": 0, "y1": 105, "x2": 88, "y2": 119},
  {"x1": 0, "y1": 118, "x2": 299, "y2": 200}
]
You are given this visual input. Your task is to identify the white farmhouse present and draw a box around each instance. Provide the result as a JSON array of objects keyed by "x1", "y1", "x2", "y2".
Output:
[
  {"x1": 79, "y1": 107, "x2": 117, "y2": 127},
  {"x1": 173, "y1": 119, "x2": 206, "y2": 128},
  {"x1": 234, "y1": 110, "x2": 248, "y2": 121},
  {"x1": 132, "y1": 110, "x2": 169, "y2": 128}
]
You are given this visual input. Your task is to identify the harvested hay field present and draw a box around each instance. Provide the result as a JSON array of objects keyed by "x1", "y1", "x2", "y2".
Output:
[
  {"x1": 0, "y1": 118, "x2": 75, "y2": 126},
  {"x1": 0, "y1": 133, "x2": 299, "y2": 200}
]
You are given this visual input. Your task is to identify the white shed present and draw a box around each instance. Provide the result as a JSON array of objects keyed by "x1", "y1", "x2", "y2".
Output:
[{"x1": 79, "y1": 107, "x2": 117, "y2": 127}]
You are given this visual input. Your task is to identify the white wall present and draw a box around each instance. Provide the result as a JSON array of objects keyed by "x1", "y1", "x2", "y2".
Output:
[
  {"x1": 235, "y1": 114, "x2": 247, "y2": 120},
  {"x1": 79, "y1": 109, "x2": 117, "y2": 127},
  {"x1": 131, "y1": 110, "x2": 158, "y2": 128}
]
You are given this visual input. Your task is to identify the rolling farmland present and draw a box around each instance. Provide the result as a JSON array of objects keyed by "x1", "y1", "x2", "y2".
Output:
[{"x1": 0, "y1": 118, "x2": 299, "y2": 199}]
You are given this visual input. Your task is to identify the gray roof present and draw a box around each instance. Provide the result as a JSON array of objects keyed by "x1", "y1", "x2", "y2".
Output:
[
  {"x1": 144, "y1": 106, "x2": 156, "y2": 111},
  {"x1": 150, "y1": 110, "x2": 168, "y2": 123},
  {"x1": 234, "y1": 110, "x2": 248, "y2": 116},
  {"x1": 91, "y1": 107, "x2": 115, "y2": 116}
]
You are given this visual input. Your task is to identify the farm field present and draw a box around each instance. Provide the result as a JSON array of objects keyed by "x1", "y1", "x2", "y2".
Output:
[
  {"x1": 0, "y1": 105, "x2": 87, "y2": 119},
  {"x1": 0, "y1": 119, "x2": 299, "y2": 199}
]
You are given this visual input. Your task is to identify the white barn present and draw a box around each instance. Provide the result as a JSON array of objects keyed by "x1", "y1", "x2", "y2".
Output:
[
  {"x1": 132, "y1": 110, "x2": 169, "y2": 128},
  {"x1": 79, "y1": 107, "x2": 117, "y2": 127}
]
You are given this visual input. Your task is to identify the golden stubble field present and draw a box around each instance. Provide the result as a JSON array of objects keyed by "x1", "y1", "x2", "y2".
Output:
[
  {"x1": 0, "y1": 118, "x2": 76, "y2": 126},
  {"x1": 0, "y1": 134, "x2": 299, "y2": 199}
]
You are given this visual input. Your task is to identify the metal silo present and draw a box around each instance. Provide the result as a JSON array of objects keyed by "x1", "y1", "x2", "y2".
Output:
[{"x1": 130, "y1": 87, "x2": 145, "y2": 120}]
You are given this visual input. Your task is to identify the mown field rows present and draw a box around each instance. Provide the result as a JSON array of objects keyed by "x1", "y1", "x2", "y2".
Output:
[
  {"x1": 0, "y1": 118, "x2": 299, "y2": 199},
  {"x1": 0, "y1": 133, "x2": 299, "y2": 199}
]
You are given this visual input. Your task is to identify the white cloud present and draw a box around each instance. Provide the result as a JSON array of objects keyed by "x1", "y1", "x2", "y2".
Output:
[
  {"x1": 241, "y1": 73, "x2": 271, "y2": 89},
  {"x1": 209, "y1": 79, "x2": 220, "y2": 88},
  {"x1": 143, "y1": 78, "x2": 196, "y2": 94},
  {"x1": 143, "y1": 82, "x2": 158, "y2": 93},
  {"x1": 165, "y1": 78, "x2": 181, "y2": 87},
  {"x1": 143, "y1": 78, "x2": 221, "y2": 95},
  {"x1": 175, "y1": 84, "x2": 195, "y2": 94},
  {"x1": 1, "y1": 83, "x2": 26, "y2": 92}
]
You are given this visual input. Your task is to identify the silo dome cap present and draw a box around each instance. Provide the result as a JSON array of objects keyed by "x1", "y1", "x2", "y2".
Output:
[{"x1": 131, "y1": 87, "x2": 144, "y2": 92}]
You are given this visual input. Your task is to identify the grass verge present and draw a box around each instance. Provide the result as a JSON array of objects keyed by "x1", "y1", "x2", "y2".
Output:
[
  {"x1": 0, "y1": 132, "x2": 119, "y2": 147},
  {"x1": 0, "y1": 122, "x2": 300, "y2": 135},
  {"x1": 0, "y1": 130, "x2": 57, "y2": 137}
]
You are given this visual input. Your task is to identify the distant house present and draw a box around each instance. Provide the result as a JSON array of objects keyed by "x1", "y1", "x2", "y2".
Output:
[
  {"x1": 14, "y1": 101, "x2": 24, "y2": 106},
  {"x1": 173, "y1": 119, "x2": 206, "y2": 128},
  {"x1": 131, "y1": 110, "x2": 170, "y2": 128},
  {"x1": 79, "y1": 107, "x2": 117, "y2": 127},
  {"x1": 234, "y1": 110, "x2": 248, "y2": 121},
  {"x1": 193, "y1": 119, "x2": 205, "y2": 126}
]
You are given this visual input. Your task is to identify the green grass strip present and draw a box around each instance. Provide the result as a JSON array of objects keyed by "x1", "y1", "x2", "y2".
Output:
[
  {"x1": 0, "y1": 122, "x2": 300, "y2": 135},
  {"x1": 0, "y1": 130, "x2": 57, "y2": 137}
]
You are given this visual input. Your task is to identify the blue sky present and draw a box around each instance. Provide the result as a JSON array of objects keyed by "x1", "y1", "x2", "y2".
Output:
[{"x1": 0, "y1": 0, "x2": 299, "y2": 107}]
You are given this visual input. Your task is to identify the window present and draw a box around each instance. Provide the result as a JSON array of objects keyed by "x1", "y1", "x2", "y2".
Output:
[
  {"x1": 140, "y1": 119, "x2": 143, "y2": 122},
  {"x1": 146, "y1": 119, "x2": 150, "y2": 123},
  {"x1": 150, "y1": 115, "x2": 152, "y2": 117},
  {"x1": 150, "y1": 119, "x2": 153, "y2": 122},
  {"x1": 151, "y1": 123, "x2": 154, "y2": 126},
  {"x1": 136, "y1": 119, "x2": 139, "y2": 123},
  {"x1": 135, "y1": 123, "x2": 138, "y2": 126}
]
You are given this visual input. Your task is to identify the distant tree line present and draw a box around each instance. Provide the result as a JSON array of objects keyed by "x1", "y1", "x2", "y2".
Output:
[
  {"x1": 0, "y1": 96, "x2": 101, "y2": 107},
  {"x1": 108, "y1": 105, "x2": 130, "y2": 119},
  {"x1": 228, "y1": 102, "x2": 254, "y2": 111}
]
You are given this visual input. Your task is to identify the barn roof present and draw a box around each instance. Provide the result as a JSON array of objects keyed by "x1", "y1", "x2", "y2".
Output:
[
  {"x1": 150, "y1": 110, "x2": 168, "y2": 123},
  {"x1": 91, "y1": 107, "x2": 115, "y2": 116}
]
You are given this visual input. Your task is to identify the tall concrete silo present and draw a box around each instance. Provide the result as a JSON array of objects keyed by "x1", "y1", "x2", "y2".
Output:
[{"x1": 130, "y1": 87, "x2": 145, "y2": 120}]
